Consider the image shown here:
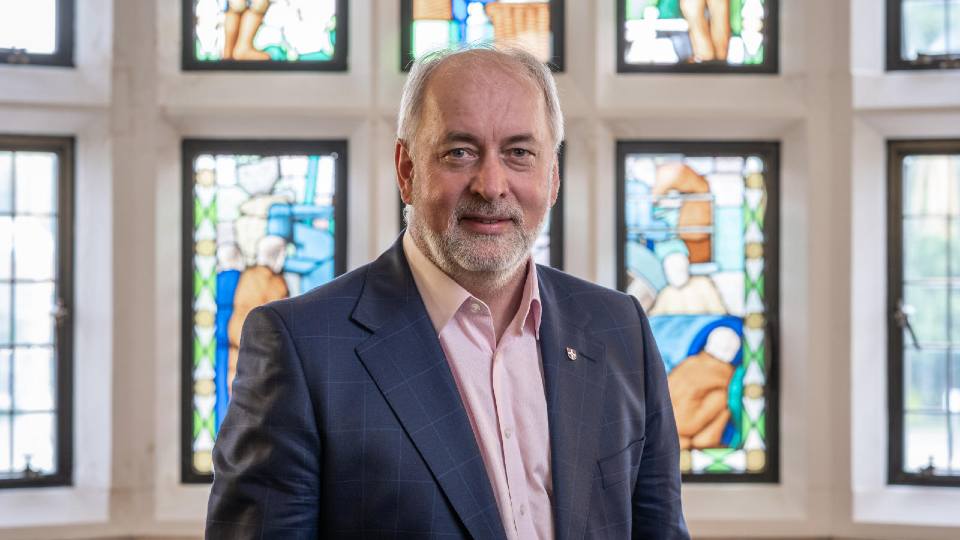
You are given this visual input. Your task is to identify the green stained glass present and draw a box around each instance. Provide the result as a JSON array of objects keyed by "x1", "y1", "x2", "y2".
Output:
[
  {"x1": 184, "y1": 142, "x2": 344, "y2": 478},
  {"x1": 405, "y1": 0, "x2": 561, "y2": 66},
  {"x1": 621, "y1": 143, "x2": 777, "y2": 480},
  {"x1": 622, "y1": 0, "x2": 773, "y2": 69},
  {"x1": 190, "y1": 0, "x2": 340, "y2": 65}
]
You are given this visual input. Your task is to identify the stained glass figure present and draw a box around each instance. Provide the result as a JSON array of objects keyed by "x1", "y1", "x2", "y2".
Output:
[
  {"x1": 618, "y1": 141, "x2": 778, "y2": 480},
  {"x1": 889, "y1": 141, "x2": 960, "y2": 485},
  {"x1": 0, "y1": 136, "x2": 72, "y2": 487},
  {"x1": 184, "y1": 0, "x2": 347, "y2": 70},
  {"x1": 401, "y1": 0, "x2": 565, "y2": 70},
  {"x1": 182, "y1": 140, "x2": 346, "y2": 481},
  {"x1": 618, "y1": 0, "x2": 777, "y2": 73},
  {"x1": 0, "y1": 0, "x2": 73, "y2": 66},
  {"x1": 888, "y1": 0, "x2": 960, "y2": 70}
]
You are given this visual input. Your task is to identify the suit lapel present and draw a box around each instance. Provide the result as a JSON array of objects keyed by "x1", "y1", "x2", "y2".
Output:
[
  {"x1": 352, "y1": 240, "x2": 507, "y2": 540},
  {"x1": 538, "y1": 269, "x2": 608, "y2": 540}
]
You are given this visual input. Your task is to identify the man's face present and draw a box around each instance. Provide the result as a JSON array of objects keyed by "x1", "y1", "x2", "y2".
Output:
[{"x1": 397, "y1": 58, "x2": 560, "y2": 278}]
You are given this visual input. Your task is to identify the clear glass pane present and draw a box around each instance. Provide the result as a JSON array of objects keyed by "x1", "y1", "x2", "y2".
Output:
[
  {"x1": 904, "y1": 348, "x2": 948, "y2": 411},
  {"x1": 11, "y1": 412, "x2": 55, "y2": 474},
  {"x1": 13, "y1": 152, "x2": 57, "y2": 215},
  {"x1": 903, "y1": 217, "x2": 949, "y2": 279},
  {"x1": 0, "y1": 216, "x2": 11, "y2": 280},
  {"x1": 0, "y1": 349, "x2": 10, "y2": 411},
  {"x1": 904, "y1": 412, "x2": 949, "y2": 473},
  {"x1": 952, "y1": 415, "x2": 960, "y2": 472},
  {"x1": 0, "y1": 0, "x2": 57, "y2": 54},
  {"x1": 904, "y1": 284, "x2": 950, "y2": 344},
  {"x1": 948, "y1": 0, "x2": 960, "y2": 54},
  {"x1": 902, "y1": 0, "x2": 949, "y2": 59},
  {"x1": 0, "y1": 284, "x2": 10, "y2": 346},
  {"x1": 13, "y1": 347, "x2": 54, "y2": 412},
  {"x1": 0, "y1": 415, "x2": 10, "y2": 473},
  {"x1": 951, "y1": 352, "x2": 960, "y2": 414},
  {"x1": 0, "y1": 152, "x2": 12, "y2": 213},
  {"x1": 13, "y1": 217, "x2": 56, "y2": 281},
  {"x1": 952, "y1": 288, "x2": 960, "y2": 343},
  {"x1": 952, "y1": 219, "x2": 960, "y2": 278},
  {"x1": 13, "y1": 282, "x2": 54, "y2": 345},
  {"x1": 904, "y1": 155, "x2": 954, "y2": 216}
]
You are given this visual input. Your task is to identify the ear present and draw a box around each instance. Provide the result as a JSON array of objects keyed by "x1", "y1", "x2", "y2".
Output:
[
  {"x1": 549, "y1": 157, "x2": 560, "y2": 207},
  {"x1": 395, "y1": 139, "x2": 415, "y2": 204}
]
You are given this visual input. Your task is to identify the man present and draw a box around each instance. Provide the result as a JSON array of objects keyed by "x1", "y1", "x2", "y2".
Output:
[{"x1": 206, "y1": 47, "x2": 689, "y2": 539}]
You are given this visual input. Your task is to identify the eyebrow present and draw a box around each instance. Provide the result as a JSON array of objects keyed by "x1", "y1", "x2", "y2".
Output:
[{"x1": 439, "y1": 131, "x2": 540, "y2": 146}]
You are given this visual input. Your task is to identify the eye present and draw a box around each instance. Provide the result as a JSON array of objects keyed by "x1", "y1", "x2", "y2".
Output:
[{"x1": 509, "y1": 148, "x2": 532, "y2": 158}]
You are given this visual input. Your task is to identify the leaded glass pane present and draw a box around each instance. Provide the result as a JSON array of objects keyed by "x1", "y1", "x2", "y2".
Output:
[
  {"x1": 404, "y1": 0, "x2": 561, "y2": 66},
  {"x1": 13, "y1": 217, "x2": 56, "y2": 281},
  {"x1": 11, "y1": 412, "x2": 54, "y2": 474},
  {"x1": 0, "y1": 218, "x2": 10, "y2": 280},
  {"x1": 13, "y1": 152, "x2": 56, "y2": 215},
  {"x1": 0, "y1": 0, "x2": 57, "y2": 55},
  {"x1": 620, "y1": 144, "x2": 776, "y2": 480},
  {"x1": 904, "y1": 349, "x2": 948, "y2": 411},
  {"x1": 0, "y1": 349, "x2": 10, "y2": 411},
  {"x1": 14, "y1": 282, "x2": 54, "y2": 345},
  {"x1": 0, "y1": 152, "x2": 12, "y2": 213},
  {"x1": 189, "y1": 0, "x2": 343, "y2": 68},
  {"x1": 897, "y1": 149, "x2": 960, "y2": 480},
  {"x1": 0, "y1": 415, "x2": 9, "y2": 473},
  {"x1": 0, "y1": 285, "x2": 9, "y2": 346},
  {"x1": 185, "y1": 142, "x2": 344, "y2": 479},
  {"x1": 901, "y1": 0, "x2": 960, "y2": 61},
  {"x1": 13, "y1": 348, "x2": 54, "y2": 412},
  {"x1": 621, "y1": 0, "x2": 774, "y2": 70}
]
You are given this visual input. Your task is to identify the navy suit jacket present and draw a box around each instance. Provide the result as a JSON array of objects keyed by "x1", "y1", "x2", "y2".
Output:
[{"x1": 206, "y1": 239, "x2": 689, "y2": 539}]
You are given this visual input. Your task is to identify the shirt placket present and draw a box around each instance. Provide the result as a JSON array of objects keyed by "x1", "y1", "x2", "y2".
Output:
[{"x1": 491, "y1": 331, "x2": 536, "y2": 540}]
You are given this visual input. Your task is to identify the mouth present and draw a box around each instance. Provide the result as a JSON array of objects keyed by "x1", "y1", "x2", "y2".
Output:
[{"x1": 458, "y1": 214, "x2": 516, "y2": 233}]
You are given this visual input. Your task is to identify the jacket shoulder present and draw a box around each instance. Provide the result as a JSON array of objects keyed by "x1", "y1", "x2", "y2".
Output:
[
  {"x1": 537, "y1": 265, "x2": 642, "y2": 320},
  {"x1": 259, "y1": 264, "x2": 371, "y2": 337}
]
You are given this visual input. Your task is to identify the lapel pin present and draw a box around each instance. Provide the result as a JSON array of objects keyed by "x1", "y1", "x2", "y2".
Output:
[{"x1": 566, "y1": 347, "x2": 577, "y2": 361}]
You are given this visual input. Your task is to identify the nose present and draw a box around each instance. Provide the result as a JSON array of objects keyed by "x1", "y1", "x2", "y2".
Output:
[{"x1": 469, "y1": 152, "x2": 508, "y2": 201}]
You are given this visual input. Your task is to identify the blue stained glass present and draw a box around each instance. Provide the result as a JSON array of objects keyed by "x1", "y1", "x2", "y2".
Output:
[
  {"x1": 189, "y1": 148, "x2": 341, "y2": 475},
  {"x1": 623, "y1": 149, "x2": 772, "y2": 476}
]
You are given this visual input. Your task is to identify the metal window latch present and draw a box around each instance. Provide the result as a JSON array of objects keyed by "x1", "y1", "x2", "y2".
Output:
[
  {"x1": 894, "y1": 299, "x2": 921, "y2": 350},
  {"x1": 52, "y1": 298, "x2": 69, "y2": 328}
]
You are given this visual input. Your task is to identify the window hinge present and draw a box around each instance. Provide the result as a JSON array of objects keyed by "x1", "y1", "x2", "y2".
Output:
[{"x1": 52, "y1": 298, "x2": 69, "y2": 328}]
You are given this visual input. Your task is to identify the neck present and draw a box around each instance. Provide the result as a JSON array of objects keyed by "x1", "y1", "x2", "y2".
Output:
[{"x1": 411, "y1": 228, "x2": 529, "y2": 342}]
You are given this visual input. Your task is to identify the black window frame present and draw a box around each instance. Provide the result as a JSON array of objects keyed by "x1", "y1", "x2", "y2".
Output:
[
  {"x1": 181, "y1": 0, "x2": 349, "y2": 72},
  {"x1": 615, "y1": 140, "x2": 780, "y2": 483},
  {"x1": 0, "y1": 135, "x2": 75, "y2": 489},
  {"x1": 1, "y1": 0, "x2": 75, "y2": 67},
  {"x1": 181, "y1": 138, "x2": 348, "y2": 484},
  {"x1": 616, "y1": 0, "x2": 779, "y2": 74},
  {"x1": 399, "y1": 0, "x2": 566, "y2": 72},
  {"x1": 886, "y1": 0, "x2": 960, "y2": 71},
  {"x1": 887, "y1": 138, "x2": 960, "y2": 487}
]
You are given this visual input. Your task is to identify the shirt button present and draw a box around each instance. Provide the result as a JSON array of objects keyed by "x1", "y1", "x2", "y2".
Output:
[
  {"x1": 504, "y1": 427, "x2": 513, "y2": 439},
  {"x1": 519, "y1": 504, "x2": 527, "y2": 516},
  {"x1": 469, "y1": 302, "x2": 481, "y2": 313}
]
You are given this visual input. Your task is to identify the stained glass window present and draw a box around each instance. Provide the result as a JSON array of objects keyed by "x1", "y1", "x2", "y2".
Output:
[
  {"x1": 618, "y1": 0, "x2": 778, "y2": 73},
  {"x1": 400, "y1": 0, "x2": 565, "y2": 70},
  {"x1": 888, "y1": 140, "x2": 960, "y2": 486},
  {"x1": 618, "y1": 141, "x2": 779, "y2": 481},
  {"x1": 0, "y1": 136, "x2": 73, "y2": 489},
  {"x1": 887, "y1": 0, "x2": 960, "y2": 70},
  {"x1": 181, "y1": 140, "x2": 346, "y2": 482},
  {"x1": 0, "y1": 0, "x2": 74, "y2": 66},
  {"x1": 183, "y1": 0, "x2": 347, "y2": 70}
]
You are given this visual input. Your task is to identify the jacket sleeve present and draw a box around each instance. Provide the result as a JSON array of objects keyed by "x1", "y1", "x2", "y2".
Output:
[
  {"x1": 205, "y1": 305, "x2": 321, "y2": 539},
  {"x1": 629, "y1": 297, "x2": 690, "y2": 540}
]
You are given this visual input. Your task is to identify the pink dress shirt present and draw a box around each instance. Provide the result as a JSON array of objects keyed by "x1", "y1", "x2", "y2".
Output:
[{"x1": 403, "y1": 232, "x2": 555, "y2": 540}]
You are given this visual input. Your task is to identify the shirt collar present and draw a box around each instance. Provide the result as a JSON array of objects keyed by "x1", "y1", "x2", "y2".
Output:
[{"x1": 403, "y1": 231, "x2": 542, "y2": 338}]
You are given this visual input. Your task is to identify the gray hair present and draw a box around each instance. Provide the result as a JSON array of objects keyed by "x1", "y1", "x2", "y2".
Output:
[{"x1": 396, "y1": 45, "x2": 564, "y2": 155}]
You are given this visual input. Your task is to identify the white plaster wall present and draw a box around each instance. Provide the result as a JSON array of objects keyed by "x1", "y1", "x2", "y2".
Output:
[{"x1": 1, "y1": 0, "x2": 960, "y2": 538}]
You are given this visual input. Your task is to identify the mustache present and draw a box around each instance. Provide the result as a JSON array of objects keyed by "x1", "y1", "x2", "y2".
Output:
[{"x1": 453, "y1": 197, "x2": 523, "y2": 223}]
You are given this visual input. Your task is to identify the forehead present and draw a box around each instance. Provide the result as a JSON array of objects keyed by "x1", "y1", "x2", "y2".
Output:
[{"x1": 420, "y1": 57, "x2": 548, "y2": 138}]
